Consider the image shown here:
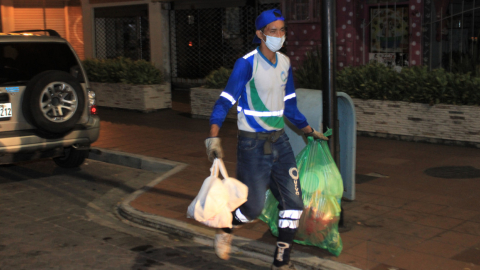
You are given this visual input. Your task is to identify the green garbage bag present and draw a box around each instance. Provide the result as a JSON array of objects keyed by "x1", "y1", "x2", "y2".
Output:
[{"x1": 259, "y1": 129, "x2": 344, "y2": 256}]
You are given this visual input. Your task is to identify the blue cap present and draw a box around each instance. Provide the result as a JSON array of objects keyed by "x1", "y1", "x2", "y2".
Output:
[{"x1": 252, "y1": 9, "x2": 285, "y2": 44}]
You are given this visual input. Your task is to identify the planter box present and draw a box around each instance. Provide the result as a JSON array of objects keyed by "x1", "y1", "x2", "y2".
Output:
[
  {"x1": 353, "y1": 98, "x2": 480, "y2": 147},
  {"x1": 189, "y1": 87, "x2": 480, "y2": 146},
  {"x1": 91, "y1": 82, "x2": 171, "y2": 112},
  {"x1": 190, "y1": 87, "x2": 237, "y2": 120}
]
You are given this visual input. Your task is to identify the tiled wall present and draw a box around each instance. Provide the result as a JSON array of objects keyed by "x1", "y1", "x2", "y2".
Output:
[
  {"x1": 190, "y1": 87, "x2": 480, "y2": 146},
  {"x1": 190, "y1": 88, "x2": 237, "y2": 120},
  {"x1": 354, "y1": 99, "x2": 480, "y2": 146}
]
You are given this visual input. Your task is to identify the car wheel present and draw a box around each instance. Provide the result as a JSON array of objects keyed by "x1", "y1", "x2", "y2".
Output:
[
  {"x1": 53, "y1": 147, "x2": 89, "y2": 168},
  {"x1": 23, "y1": 70, "x2": 85, "y2": 135}
]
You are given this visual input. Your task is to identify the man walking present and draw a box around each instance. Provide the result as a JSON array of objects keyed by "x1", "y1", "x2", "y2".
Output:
[{"x1": 205, "y1": 9, "x2": 327, "y2": 270}]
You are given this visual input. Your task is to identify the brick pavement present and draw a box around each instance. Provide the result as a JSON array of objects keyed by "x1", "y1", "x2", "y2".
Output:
[
  {"x1": 0, "y1": 157, "x2": 269, "y2": 269},
  {"x1": 93, "y1": 106, "x2": 480, "y2": 270}
]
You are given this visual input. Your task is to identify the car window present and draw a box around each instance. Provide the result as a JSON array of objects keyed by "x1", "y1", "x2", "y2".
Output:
[{"x1": 0, "y1": 42, "x2": 83, "y2": 86}]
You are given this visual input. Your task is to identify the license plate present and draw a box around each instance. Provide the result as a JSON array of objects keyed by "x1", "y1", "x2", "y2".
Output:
[{"x1": 0, "y1": 103, "x2": 12, "y2": 118}]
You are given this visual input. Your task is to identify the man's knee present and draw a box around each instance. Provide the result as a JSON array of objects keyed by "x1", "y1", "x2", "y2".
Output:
[{"x1": 291, "y1": 195, "x2": 304, "y2": 210}]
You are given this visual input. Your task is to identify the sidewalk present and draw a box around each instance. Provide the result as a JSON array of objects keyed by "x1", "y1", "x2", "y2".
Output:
[{"x1": 93, "y1": 106, "x2": 480, "y2": 270}]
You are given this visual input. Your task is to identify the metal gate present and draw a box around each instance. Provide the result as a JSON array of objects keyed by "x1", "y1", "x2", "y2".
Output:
[
  {"x1": 170, "y1": 3, "x2": 280, "y2": 81},
  {"x1": 423, "y1": 0, "x2": 480, "y2": 73},
  {"x1": 94, "y1": 5, "x2": 150, "y2": 61}
]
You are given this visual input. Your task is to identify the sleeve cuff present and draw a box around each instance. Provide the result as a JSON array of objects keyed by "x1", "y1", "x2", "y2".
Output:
[{"x1": 209, "y1": 119, "x2": 224, "y2": 128}]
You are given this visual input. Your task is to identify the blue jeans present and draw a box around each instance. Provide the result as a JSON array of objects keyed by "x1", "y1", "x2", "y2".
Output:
[{"x1": 234, "y1": 132, "x2": 304, "y2": 223}]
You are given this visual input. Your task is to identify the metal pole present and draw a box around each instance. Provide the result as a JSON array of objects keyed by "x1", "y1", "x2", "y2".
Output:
[
  {"x1": 363, "y1": 18, "x2": 366, "y2": 65},
  {"x1": 430, "y1": 5, "x2": 433, "y2": 70},
  {"x1": 472, "y1": 0, "x2": 476, "y2": 56},
  {"x1": 321, "y1": 0, "x2": 338, "y2": 161},
  {"x1": 197, "y1": 10, "x2": 201, "y2": 77},
  {"x1": 394, "y1": 3, "x2": 397, "y2": 56},
  {"x1": 450, "y1": 3, "x2": 453, "y2": 72},
  {"x1": 440, "y1": 8, "x2": 443, "y2": 68},
  {"x1": 138, "y1": 17, "x2": 142, "y2": 60},
  {"x1": 420, "y1": 6, "x2": 423, "y2": 66},
  {"x1": 222, "y1": 9, "x2": 225, "y2": 67},
  {"x1": 461, "y1": 0, "x2": 464, "y2": 62},
  {"x1": 402, "y1": 6, "x2": 405, "y2": 65},
  {"x1": 385, "y1": 2, "x2": 388, "y2": 51},
  {"x1": 410, "y1": 7, "x2": 413, "y2": 66},
  {"x1": 321, "y1": 0, "x2": 340, "y2": 227}
]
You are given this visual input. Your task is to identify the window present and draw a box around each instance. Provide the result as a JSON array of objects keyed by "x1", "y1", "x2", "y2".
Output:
[
  {"x1": 290, "y1": 0, "x2": 309, "y2": 21},
  {"x1": 0, "y1": 42, "x2": 80, "y2": 86},
  {"x1": 13, "y1": 0, "x2": 67, "y2": 38},
  {"x1": 370, "y1": 6, "x2": 409, "y2": 53},
  {"x1": 283, "y1": 0, "x2": 320, "y2": 22}
]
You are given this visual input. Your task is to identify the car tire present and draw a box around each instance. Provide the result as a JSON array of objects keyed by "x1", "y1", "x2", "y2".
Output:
[
  {"x1": 54, "y1": 147, "x2": 89, "y2": 168},
  {"x1": 23, "y1": 70, "x2": 85, "y2": 135}
]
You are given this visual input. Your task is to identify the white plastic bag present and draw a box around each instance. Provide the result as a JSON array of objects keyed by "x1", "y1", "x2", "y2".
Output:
[{"x1": 187, "y1": 158, "x2": 248, "y2": 228}]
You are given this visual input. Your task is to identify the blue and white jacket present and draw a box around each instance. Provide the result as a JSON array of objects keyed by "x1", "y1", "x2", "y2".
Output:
[{"x1": 210, "y1": 48, "x2": 309, "y2": 132}]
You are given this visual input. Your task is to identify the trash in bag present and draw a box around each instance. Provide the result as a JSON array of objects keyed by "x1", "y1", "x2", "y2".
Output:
[
  {"x1": 187, "y1": 158, "x2": 248, "y2": 228},
  {"x1": 259, "y1": 129, "x2": 344, "y2": 256}
]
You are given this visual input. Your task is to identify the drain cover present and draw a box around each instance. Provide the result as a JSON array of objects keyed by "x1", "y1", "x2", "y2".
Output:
[{"x1": 424, "y1": 166, "x2": 480, "y2": 179}]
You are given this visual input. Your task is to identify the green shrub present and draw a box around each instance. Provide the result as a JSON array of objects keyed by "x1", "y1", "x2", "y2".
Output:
[
  {"x1": 293, "y1": 46, "x2": 480, "y2": 105},
  {"x1": 336, "y1": 62, "x2": 398, "y2": 101},
  {"x1": 337, "y1": 63, "x2": 480, "y2": 106},
  {"x1": 295, "y1": 46, "x2": 322, "y2": 89},
  {"x1": 202, "y1": 56, "x2": 480, "y2": 106},
  {"x1": 204, "y1": 67, "x2": 233, "y2": 89},
  {"x1": 82, "y1": 57, "x2": 163, "y2": 85},
  {"x1": 451, "y1": 53, "x2": 480, "y2": 77}
]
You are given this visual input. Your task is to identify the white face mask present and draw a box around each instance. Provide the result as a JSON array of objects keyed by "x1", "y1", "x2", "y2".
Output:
[{"x1": 262, "y1": 32, "x2": 285, "y2": 52}]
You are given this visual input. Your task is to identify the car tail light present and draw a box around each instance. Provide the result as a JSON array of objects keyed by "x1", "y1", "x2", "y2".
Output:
[{"x1": 87, "y1": 90, "x2": 97, "y2": 115}]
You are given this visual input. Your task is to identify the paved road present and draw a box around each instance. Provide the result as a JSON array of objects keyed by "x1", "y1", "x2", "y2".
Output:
[{"x1": 0, "y1": 159, "x2": 271, "y2": 270}]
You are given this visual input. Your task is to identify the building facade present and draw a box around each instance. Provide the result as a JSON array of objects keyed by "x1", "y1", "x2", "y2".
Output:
[
  {"x1": 1, "y1": 0, "x2": 85, "y2": 59},
  {"x1": 285, "y1": 0, "x2": 423, "y2": 72},
  {"x1": 285, "y1": 0, "x2": 480, "y2": 73},
  {"x1": 1, "y1": 0, "x2": 478, "y2": 81},
  {"x1": 80, "y1": 0, "x2": 170, "y2": 79}
]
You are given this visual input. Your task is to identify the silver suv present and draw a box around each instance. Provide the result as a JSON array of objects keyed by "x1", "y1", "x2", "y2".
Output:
[{"x1": 0, "y1": 31, "x2": 100, "y2": 168}]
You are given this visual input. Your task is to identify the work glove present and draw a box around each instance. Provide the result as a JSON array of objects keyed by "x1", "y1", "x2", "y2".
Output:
[
  {"x1": 304, "y1": 128, "x2": 329, "y2": 141},
  {"x1": 205, "y1": 137, "x2": 223, "y2": 161}
]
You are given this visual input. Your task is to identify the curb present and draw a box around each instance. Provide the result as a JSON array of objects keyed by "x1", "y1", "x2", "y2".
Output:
[
  {"x1": 90, "y1": 148, "x2": 360, "y2": 270},
  {"x1": 89, "y1": 147, "x2": 185, "y2": 174}
]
